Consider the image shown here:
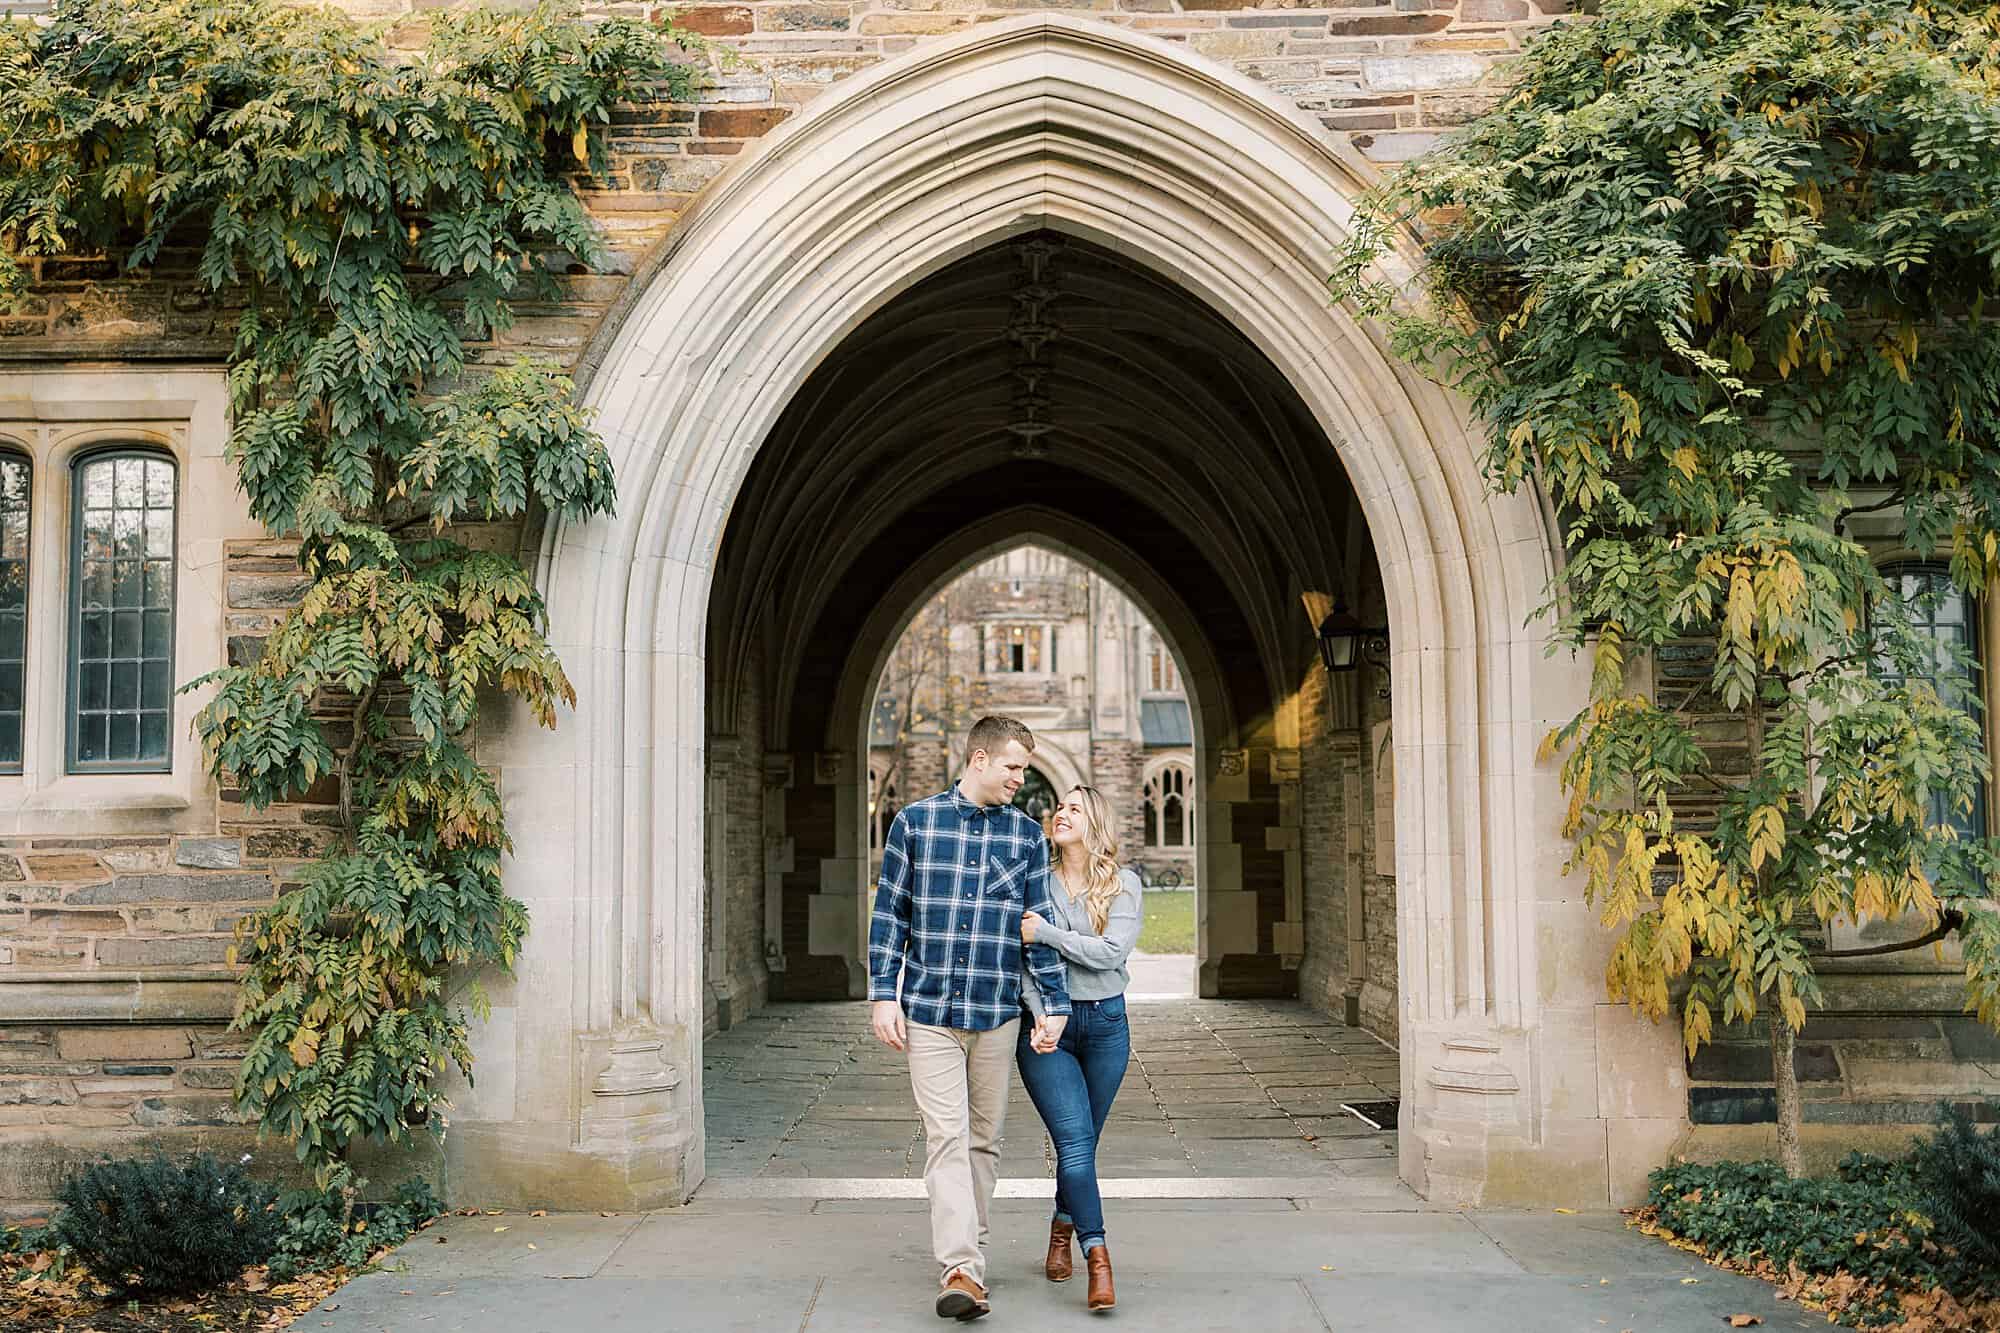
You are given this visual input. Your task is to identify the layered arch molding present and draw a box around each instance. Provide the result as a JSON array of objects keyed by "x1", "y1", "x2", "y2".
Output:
[{"x1": 461, "y1": 14, "x2": 1686, "y2": 1214}]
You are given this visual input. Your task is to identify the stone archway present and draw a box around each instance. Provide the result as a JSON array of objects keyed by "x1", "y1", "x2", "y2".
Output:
[
  {"x1": 460, "y1": 13, "x2": 1685, "y2": 1212},
  {"x1": 814, "y1": 509, "x2": 1232, "y2": 1000}
]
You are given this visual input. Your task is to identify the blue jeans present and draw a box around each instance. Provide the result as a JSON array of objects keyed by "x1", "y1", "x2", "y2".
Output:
[{"x1": 1016, "y1": 994, "x2": 1130, "y2": 1248}]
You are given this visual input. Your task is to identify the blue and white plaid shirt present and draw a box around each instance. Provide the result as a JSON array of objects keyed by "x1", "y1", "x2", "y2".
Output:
[{"x1": 868, "y1": 784, "x2": 1071, "y2": 1030}]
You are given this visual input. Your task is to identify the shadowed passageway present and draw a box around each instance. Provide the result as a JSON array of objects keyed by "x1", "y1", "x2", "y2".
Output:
[{"x1": 700, "y1": 1000, "x2": 1400, "y2": 1183}]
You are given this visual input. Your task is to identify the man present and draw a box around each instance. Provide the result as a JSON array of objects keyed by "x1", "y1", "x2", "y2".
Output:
[{"x1": 869, "y1": 714, "x2": 1072, "y2": 1321}]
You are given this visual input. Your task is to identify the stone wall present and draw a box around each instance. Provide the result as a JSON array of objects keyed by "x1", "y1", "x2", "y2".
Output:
[
  {"x1": 1088, "y1": 737, "x2": 1146, "y2": 871},
  {"x1": 1294, "y1": 648, "x2": 1398, "y2": 1043},
  {"x1": 0, "y1": 834, "x2": 270, "y2": 1163},
  {"x1": 705, "y1": 639, "x2": 771, "y2": 1033},
  {"x1": 340, "y1": 0, "x2": 1560, "y2": 177}
]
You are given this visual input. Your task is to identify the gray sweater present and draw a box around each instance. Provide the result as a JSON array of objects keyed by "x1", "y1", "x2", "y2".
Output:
[{"x1": 1022, "y1": 866, "x2": 1143, "y2": 1019}]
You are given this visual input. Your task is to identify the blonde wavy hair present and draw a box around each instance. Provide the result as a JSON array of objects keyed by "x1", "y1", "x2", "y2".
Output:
[{"x1": 1052, "y1": 785, "x2": 1124, "y2": 933}]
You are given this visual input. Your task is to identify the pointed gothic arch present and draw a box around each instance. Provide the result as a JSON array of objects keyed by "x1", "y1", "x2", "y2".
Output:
[{"x1": 468, "y1": 13, "x2": 1683, "y2": 1212}]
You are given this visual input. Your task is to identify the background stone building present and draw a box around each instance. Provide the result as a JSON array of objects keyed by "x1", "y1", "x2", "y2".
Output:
[
  {"x1": 1, "y1": 0, "x2": 1994, "y2": 1216},
  {"x1": 866, "y1": 545, "x2": 1197, "y2": 890}
]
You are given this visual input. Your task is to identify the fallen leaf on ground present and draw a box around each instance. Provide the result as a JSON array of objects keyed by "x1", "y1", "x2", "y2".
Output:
[
  {"x1": 1681, "y1": 1277, "x2": 1701, "y2": 1285},
  {"x1": 1726, "y1": 1317, "x2": 1761, "y2": 1328},
  {"x1": 531, "y1": 1210, "x2": 547, "y2": 1217},
  {"x1": 493, "y1": 1226, "x2": 509, "y2": 1233},
  {"x1": 1554, "y1": 1207, "x2": 1577, "y2": 1214}
]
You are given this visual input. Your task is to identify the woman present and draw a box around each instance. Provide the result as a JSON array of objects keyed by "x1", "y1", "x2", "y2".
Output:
[{"x1": 1018, "y1": 784, "x2": 1143, "y2": 1313}]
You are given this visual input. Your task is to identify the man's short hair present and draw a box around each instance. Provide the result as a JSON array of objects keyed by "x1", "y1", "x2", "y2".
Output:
[{"x1": 966, "y1": 715, "x2": 1035, "y2": 760}]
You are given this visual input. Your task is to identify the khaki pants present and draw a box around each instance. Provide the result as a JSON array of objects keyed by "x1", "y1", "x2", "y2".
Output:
[{"x1": 906, "y1": 1017, "x2": 1019, "y2": 1288}]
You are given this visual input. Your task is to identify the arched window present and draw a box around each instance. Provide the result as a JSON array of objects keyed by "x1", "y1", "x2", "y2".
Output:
[
  {"x1": 70, "y1": 450, "x2": 177, "y2": 773},
  {"x1": 1143, "y1": 763, "x2": 1193, "y2": 847},
  {"x1": 1875, "y1": 562, "x2": 1987, "y2": 842},
  {"x1": 0, "y1": 453, "x2": 29, "y2": 772}
]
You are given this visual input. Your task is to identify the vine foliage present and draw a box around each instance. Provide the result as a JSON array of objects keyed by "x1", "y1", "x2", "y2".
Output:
[
  {"x1": 0, "y1": 0, "x2": 697, "y2": 1179},
  {"x1": 1331, "y1": 0, "x2": 2000, "y2": 1170}
]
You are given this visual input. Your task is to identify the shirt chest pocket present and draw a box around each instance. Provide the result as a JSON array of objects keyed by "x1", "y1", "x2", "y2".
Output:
[{"x1": 984, "y1": 855, "x2": 1028, "y2": 901}]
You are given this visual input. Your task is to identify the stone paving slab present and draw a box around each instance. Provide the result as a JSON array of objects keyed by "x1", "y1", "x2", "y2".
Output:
[
  {"x1": 384, "y1": 1215, "x2": 644, "y2": 1280},
  {"x1": 303, "y1": 1202, "x2": 1818, "y2": 1333},
  {"x1": 1303, "y1": 1275, "x2": 1820, "y2": 1332}
]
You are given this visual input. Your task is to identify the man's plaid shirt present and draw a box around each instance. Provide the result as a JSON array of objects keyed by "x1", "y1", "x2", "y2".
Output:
[{"x1": 868, "y1": 784, "x2": 1071, "y2": 1030}]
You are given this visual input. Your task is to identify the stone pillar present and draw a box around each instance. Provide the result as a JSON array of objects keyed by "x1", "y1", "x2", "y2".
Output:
[
  {"x1": 705, "y1": 736, "x2": 746, "y2": 1031},
  {"x1": 763, "y1": 754, "x2": 795, "y2": 976},
  {"x1": 452, "y1": 606, "x2": 702, "y2": 1211},
  {"x1": 1200, "y1": 747, "x2": 1250, "y2": 998},
  {"x1": 809, "y1": 749, "x2": 868, "y2": 997},
  {"x1": 1268, "y1": 747, "x2": 1303, "y2": 968}
]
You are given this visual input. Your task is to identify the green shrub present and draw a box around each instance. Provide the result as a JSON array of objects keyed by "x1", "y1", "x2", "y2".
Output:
[
  {"x1": 270, "y1": 1168, "x2": 441, "y2": 1281},
  {"x1": 1646, "y1": 1149, "x2": 2000, "y2": 1326},
  {"x1": 51, "y1": 1154, "x2": 281, "y2": 1294},
  {"x1": 1908, "y1": 1105, "x2": 2000, "y2": 1271}
]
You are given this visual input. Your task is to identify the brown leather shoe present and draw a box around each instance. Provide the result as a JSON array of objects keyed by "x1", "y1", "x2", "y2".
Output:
[
  {"x1": 1044, "y1": 1219, "x2": 1075, "y2": 1282},
  {"x1": 935, "y1": 1269, "x2": 990, "y2": 1321},
  {"x1": 1085, "y1": 1244, "x2": 1115, "y2": 1311}
]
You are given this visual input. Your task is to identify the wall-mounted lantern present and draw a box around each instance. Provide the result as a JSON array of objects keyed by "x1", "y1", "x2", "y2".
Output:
[{"x1": 1316, "y1": 602, "x2": 1389, "y2": 675}]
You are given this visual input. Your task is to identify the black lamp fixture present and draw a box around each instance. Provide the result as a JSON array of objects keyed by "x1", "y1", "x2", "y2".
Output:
[{"x1": 1316, "y1": 601, "x2": 1388, "y2": 675}]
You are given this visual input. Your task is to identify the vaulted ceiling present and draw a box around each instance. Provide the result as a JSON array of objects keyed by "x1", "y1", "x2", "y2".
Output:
[{"x1": 707, "y1": 231, "x2": 1375, "y2": 747}]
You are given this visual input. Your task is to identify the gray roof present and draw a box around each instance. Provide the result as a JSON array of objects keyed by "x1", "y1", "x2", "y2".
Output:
[{"x1": 1140, "y1": 698, "x2": 1193, "y2": 746}]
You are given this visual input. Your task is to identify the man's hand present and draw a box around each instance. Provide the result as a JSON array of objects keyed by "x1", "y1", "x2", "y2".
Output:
[
  {"x1": 1021, "y1": 910, "x2": 1046, "y2": 944},
  {"x1": 871, "y1": 999, "x2": 907, "y2": 1052},
  {"x1": 1032, "y1": 1014, "x2": 1067, "y2": 1053}
]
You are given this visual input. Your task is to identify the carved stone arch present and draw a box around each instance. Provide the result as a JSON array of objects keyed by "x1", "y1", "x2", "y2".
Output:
[{"x1": 469, "y1": 13, "x2": 1682, "y2": 1212}]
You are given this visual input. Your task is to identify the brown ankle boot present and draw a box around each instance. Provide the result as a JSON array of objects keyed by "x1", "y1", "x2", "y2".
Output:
[
  {"x1": 1085, "y1": 1244, "x2": 1114, "y2": 1311},
  {"x1": 1044, "y1": 1219, "x2": 1075, "y2": 1282}
]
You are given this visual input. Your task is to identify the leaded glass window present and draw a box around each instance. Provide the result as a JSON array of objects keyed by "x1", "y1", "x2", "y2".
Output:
[
  {"x1": 1877, "y1": 562, "x2": 1986, "y2": 842},
  {"x1": 69, "y1": 452, "x2": 176, "y2": 772},
  {"x1": 0, "y1": 456, "x2": 28, "y2": 771}
]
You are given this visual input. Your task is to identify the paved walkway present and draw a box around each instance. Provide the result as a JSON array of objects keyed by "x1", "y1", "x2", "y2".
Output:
[
  {"x1": 301, "y1": 999, "x2": 1820, "y2": 1331},
  {"x1": 702, "y1": 999, "x2": 1401, "y2": 1182},
  {"x1": 308, "y1": 1199, "x2": 1823, "y2": 1332}
]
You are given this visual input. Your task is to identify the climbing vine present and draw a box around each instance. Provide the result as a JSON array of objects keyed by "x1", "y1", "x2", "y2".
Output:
[
  {"x1": 1331, "y1": 0, "x2": 2000, "y2": 1172},
  {"x1": 1, "y1": 0, "x2": 698, "y2": 1179}
]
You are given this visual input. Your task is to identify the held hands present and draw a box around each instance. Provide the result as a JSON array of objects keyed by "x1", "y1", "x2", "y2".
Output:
[
  {"x1": 1020, "y1": 910, "x2": 1046, "y2": 944},
  {"x1": 871, "y1": 999, "x2": 907, "y2": 1052},
  {"x1": 1028, "y1": 1013, "x2": 1067, "y2": 1054}
]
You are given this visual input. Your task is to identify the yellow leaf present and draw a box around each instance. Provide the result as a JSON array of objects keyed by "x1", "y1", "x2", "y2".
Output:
[{"x1": 572, "y1": 127, "x2": 590, "y2": 163}]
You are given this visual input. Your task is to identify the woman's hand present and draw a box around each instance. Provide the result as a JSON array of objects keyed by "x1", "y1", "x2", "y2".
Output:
[{"x1": 1021, "y1": 910, "x2": 1046, "y2": 944}]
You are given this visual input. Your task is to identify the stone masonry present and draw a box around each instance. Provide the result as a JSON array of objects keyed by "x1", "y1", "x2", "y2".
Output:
[{"x1": 3, "y1": 0, "x2": 1989, "y2": 1208}]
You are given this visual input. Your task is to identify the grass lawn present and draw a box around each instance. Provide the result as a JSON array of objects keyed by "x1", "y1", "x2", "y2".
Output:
[{"x1": 1136, "y1": 889, "x2": 1196, "y2": 954}]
